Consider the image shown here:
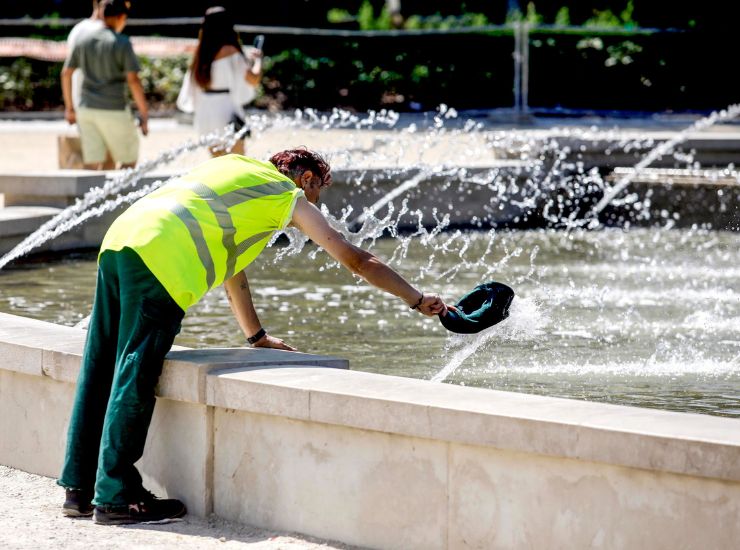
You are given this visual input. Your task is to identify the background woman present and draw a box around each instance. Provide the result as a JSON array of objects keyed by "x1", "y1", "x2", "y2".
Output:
[{"x1": 177, "y1": 5, "x2": 262, "y2": 156}]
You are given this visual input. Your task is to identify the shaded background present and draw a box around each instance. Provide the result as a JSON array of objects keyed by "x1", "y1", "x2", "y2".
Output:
[{"x1": 1, "y1": 1, "x2": 739, "y2": 113}]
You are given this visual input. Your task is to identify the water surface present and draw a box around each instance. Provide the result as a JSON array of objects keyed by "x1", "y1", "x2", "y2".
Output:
[{"x1": 1, "y1": 228, "x2": 738, "y2": 418}]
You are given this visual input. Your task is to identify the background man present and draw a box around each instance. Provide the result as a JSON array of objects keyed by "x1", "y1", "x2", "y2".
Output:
[
  {"x1": 66, "y1": 0, "x2": 104, "y2": 109},
  {"x1": 59, "y1": 149, "x2": 449, "y2": 525},
  {"x1": 61, "y1": 0, "x2": 148, "y2": 170}
]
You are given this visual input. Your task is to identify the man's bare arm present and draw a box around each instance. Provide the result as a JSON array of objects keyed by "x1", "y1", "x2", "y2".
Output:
[
  {"x1": 61, "y1": 67, "x2": 76, "y2": 124},
  {"x1": 126, "y1": 71, "x2": 148, "y2": 136},
  {"x1": 291, "y1": 198, "x2": 447, "y2": 316},
  {"x1": 223, "y1": 270, "x2": 296, "y2": 350}
]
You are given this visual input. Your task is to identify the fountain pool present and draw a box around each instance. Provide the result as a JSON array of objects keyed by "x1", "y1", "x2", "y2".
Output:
[
  {"x1": 1, "y1": 226, "x2": 737, "y2": 418},
  {"x1": 1, "y1": 106, "x2": 739, "y2": 418}
]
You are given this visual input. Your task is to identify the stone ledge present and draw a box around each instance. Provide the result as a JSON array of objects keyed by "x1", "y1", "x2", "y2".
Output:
[
  {"x1": 0, "y1": 312, "x2": 79, "y2": 376},
  {"x1": 0, "y1": 206, "x2": 61, "y2": 236},
  {"x1": 206, "y1": 366, "x2": 740, "y2": 483},
  {"x1": 0, "y1": 312, "x2": 347, "y2": 404},
  {"x1": 610, "y1": 166, "x2": 740, "y2": 187},
  {"x1": 0, "y1": 171, "x2": 105, "y2": 196},
  {"x1": 3, "y1": 310, "x2": 740, "y2": 548},
  {"x1": 2, "y1": 311, "x2": 739, "y2": 483},
  {"x1": 165, "y1": 349, "x2": 348, "y2": 403}
]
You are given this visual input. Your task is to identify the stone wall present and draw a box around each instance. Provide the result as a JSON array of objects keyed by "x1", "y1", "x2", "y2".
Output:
[{"x1": 1, "y1": 311, "x2": 739, "y2": 549}]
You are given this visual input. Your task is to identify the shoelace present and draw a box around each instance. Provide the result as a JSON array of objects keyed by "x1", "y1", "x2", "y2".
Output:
[
  {"x1": 127, "y1": 489, "x2": 159, "y2": 513},
  {"x1": 137, "y1": 488, "x2": 158, "y2": 503}
]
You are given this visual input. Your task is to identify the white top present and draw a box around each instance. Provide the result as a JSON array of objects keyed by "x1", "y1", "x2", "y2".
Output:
[
  {"x1": 177, "y1": 51, "x2": 257, "y2": 136},
  {"x1": 66, "y1": 18, "x2": 104, "y2": 108}
]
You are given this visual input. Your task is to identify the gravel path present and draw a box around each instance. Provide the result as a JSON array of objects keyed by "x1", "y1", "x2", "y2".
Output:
[{"x1": 0, "y1": 466, "x2": 356, "y2": 550}]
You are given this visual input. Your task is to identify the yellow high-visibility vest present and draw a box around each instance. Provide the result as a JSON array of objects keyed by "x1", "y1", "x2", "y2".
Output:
[{"x1": 101, "y1": 154, "x2": 305, "y2": 311}]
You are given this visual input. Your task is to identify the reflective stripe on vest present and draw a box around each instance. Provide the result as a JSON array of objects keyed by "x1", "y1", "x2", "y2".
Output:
[
  {"x1": 100, "y1": 156, "x2": 304, "y2": 311},
  {"x1": 169, "y1": 179, "x2": 295, "y2": 290}
]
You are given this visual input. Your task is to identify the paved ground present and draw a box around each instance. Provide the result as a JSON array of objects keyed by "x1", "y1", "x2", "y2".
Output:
[
  {"x1": 0, "y1": 466, "x2": 356, "y2": 550},
  {"x1": 0, "y1": 118, "x2": 212, "y2": 174},
  {"x1": 0, "y1": 115, "x2": 491, "y2": 174}
]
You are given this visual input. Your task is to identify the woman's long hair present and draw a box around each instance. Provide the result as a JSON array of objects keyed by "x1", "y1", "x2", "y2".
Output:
[{"x1": 190, "y1": 6, "x2": 244, "y2": 89}]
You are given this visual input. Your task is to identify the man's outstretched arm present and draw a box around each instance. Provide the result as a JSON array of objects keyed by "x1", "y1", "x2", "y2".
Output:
[
  {"x1": 291, "y1": 197, "x2": 448, "y2": 316},
  {"x1": 223, "y1": 270, "x2": 296, "y2": 350}
]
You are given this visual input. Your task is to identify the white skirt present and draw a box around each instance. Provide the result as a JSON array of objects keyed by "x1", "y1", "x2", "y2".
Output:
[
  {"x1": 193, "y1": 93, "x2": 243, "y2": 136},
  {"x1": 176, "y1": 56, "x2": 257, "y2": 138}
]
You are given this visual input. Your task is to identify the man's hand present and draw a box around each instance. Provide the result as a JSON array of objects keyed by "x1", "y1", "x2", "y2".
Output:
[
  {"x1": 64, "y1": 107, "x2": 76, "y2": 125},
  {"x1": 415, "y1": 292, "x2": 449, "y2": 317},
  {"x1": 61, "y1": 67, "x2": 76, "y2": 124},
  {"x1": 126, "y1": 71, "x2": 149, "y2": 136},
  {"x1": 252, "y1": 333, "x2": 297, "y2": 351},
  {"x1": 138, "y1": 115, "x2": 149, "y2": 137}
]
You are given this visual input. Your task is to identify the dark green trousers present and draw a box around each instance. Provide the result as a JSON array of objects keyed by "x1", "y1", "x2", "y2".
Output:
[{"x1": 58, "y1": 247, "x2": 184, "y2": 507}]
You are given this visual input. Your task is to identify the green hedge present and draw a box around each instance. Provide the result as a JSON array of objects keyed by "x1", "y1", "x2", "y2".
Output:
[
  {"x1": 0, "y1": 27, "x2": 733, "y2": 114},
  {"x1": 0, "y1": 43, "x2": 507, "y2": 112},
  {"x1": 0, "y1": 56, "x2": 189, "y2": 111},
  {"x1": 0, "y1": 57, "x2": 61, "y2": 109}
]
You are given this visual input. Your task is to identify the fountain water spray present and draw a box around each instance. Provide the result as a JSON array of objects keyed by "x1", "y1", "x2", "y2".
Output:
[
  {"x1": 0, "y1": 105, "x2": 737, "y2": 414},
  {"x1": 5, "y1": 102, "x2": 735, "y2": 274},
  {"x1": 0, "y1": 123, "x2": 250, "y2": 270},
  {"x1": 432, "y1": 296, "x2": 546, "y2": 383},
  {"x1": 0, "y1": 107, "x2": 404, "y2": 271},
  {"x1": 586, "y1": 103, "x2": 740, "y2": 226}
]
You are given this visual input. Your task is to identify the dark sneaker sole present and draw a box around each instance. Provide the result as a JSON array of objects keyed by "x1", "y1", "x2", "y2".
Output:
[
  {"x1": 62, "y1": 507, "x2": 94, "y2": 518},
  {"x1": 93, "y1": 505, "x2": 187, "y2": 526}
]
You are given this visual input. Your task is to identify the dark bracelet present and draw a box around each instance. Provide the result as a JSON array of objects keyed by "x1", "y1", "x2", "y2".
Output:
[
  {"x1": 247, "y1": 327, "x2": 266, "y2": 345},
  {"x1": 409, "y1": 292, "x2": 424, "y2": 310}
]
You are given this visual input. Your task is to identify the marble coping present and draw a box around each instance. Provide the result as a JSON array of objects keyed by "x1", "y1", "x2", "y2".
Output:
[
  {"x1": 609, "y1": 167, "x2": 740, "y2": 187},
  {"x1": 0, "y1": 171, "x2": 105, "y2": 196},
  {"x1": 2, "y1": 311, "x2": 739, "y2": 484},
  {"x1": 0, "y1": 206, "x2": 61, "y2": 237},
  {"x1": 208, "y1": 366, "x2": 740, "y2": 484},
  {"x1": 0, "y1": 312, "x2": 348, "y2": 404},
  {"x1": 0, "y1": 172, "x2": 180, "y2": 199}
]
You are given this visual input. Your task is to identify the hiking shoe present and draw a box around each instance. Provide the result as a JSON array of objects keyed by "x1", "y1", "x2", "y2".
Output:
[
  {"x1": 93, "y1": 492, "x2": 187, "y2": 525},
  {"x1": 62, "y1": 488, "x2": 94, "y2": 518}
]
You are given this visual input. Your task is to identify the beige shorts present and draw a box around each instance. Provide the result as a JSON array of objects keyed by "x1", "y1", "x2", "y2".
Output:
[{"x1": 77, "y1": 107, "x2": 139, "y2": 164}]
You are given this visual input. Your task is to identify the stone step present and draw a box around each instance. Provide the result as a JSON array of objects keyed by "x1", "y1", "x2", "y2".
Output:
[
  {"x1": 603, "y1": 167, "x2": 740, "y2": 230},
  {"x1": 0, "y1": 205, "x2": 61, "y2": 237},
  {"x1": 610, "y1": 166, "x2": 740, "y2": 187},
  {"x1": 0, "y1": 170, "x2": 172, "y2": 208},
  {"x1": 494, "y1": 134, "x2": 740, "y2": 169},
  {"x1": 0, "y1": 204, "x2": 117, "y2": 257}
]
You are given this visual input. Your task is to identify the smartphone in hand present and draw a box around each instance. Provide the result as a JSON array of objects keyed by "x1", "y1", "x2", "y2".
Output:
[{"x1": 250, "y1": 35, "x2": 265, "y2": 75}]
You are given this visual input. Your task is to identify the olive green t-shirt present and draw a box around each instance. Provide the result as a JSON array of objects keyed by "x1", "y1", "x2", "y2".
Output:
[{"x1": 64, "y1": 26, "x2": 140, "y2": 110}]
